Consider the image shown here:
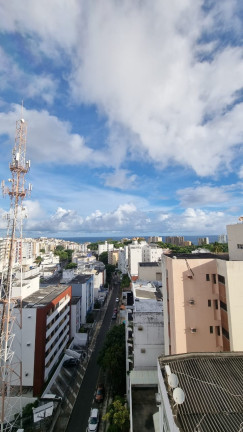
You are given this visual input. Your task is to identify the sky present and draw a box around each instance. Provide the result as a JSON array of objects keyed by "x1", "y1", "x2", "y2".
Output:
[{"x1": 0, "y1": 0, "x2": 243, "y2": 238}]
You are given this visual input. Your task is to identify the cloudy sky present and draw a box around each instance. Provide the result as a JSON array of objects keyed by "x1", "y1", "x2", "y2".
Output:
[{"x1": 0, "y1": 0, "x2": 243, "y2": 238}]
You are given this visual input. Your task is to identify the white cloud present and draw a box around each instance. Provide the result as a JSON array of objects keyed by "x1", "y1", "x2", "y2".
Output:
[
  {"x1": 102, "y1": 169, "x2": 137, "y2": 190},
  {"x1": 1, "y1": 1, "x2": 243, "y2": 181},
  {"x1": 239, "y1": 165, "x2": 243, "y2": 179},
  {"x1": 0, "y1": 104, "x2": 105, "y2": 165},
  {"x1": 13, "y1": 200, "x2": 237, "y2": 236},
  {"x1": 177, "y1": 185, "x2": 230, "y2": 207},
  {"x1": 0, "y1": 47, "x2": 58, "y2": 104}
]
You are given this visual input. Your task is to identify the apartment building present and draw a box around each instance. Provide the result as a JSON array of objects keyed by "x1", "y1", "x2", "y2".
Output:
[
  {"x1": 218, "y1": 234, "x2": 227, "y2": 243},
  {"x1": 138, "y1": 262, "x2": 162, "y2": 283},
  {"x1": 157, "y1": 352, "x2": 243, "y2": 432},
  {"x1": 148, "y1": 236, "x2": 162, "y2": 243},
  {"x1": 162, "y1": 251, "x2": 243, "y2": 355},
  {"x1": 12, "y1": 284, "x2": 71, "y2": 396},
  {"x1": 118, "y1": 246, "x2": 128, "y2": 274},
  {"x1": 69, "y1": 274, "x2": 94, "y2": 323},
  {"x1": 108, "y1": 249, "x2": 119, "y2": 265},
  {"x1": 142, "y1": 244, "x2": 162, "y2": 262},
  {"x1": 98, "y1": 241, "x2": 114, "y2": 255},
  {"x1": 165, "y1": 236, "x2": 185, "y2": 246},
  {"x1": 198, "y1": 237, "x2": 209, "y2": 245}
]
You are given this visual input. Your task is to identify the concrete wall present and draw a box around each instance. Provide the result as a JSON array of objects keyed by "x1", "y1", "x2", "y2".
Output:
[{"x1": 227, "y1": 223, "x2": 243, "y2": 260}]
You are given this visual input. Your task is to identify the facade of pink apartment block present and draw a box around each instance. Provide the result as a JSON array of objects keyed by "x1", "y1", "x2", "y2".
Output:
[{"x1": 161, "y1": 250, "x2": 243, "y2": 356}]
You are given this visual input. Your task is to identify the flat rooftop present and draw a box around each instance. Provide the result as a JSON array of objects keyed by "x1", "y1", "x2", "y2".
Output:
[
  {"x1": 134, "y1": 298, "x2": 163, "y2": 313},
  {"x1": 164, "y1": 252, "x2": 229, "y2": 260},
  {"x1": 139, "y1": 262, "x2": 161, "y2": 267},
  {"x1": 22, "y1": 285, "x2": 70, "y2": 308},
  {"x1": 158, "y1": 352, "x2": 243, "y2": 432}
]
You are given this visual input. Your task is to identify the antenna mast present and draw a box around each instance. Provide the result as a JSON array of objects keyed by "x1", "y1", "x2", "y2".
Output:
[{"x1": 0, "y1": 108, "x2": 31, "y2": 432}]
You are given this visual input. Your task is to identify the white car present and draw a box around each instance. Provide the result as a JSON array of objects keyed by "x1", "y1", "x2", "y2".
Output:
[
  {"x1": 87, "y1": 408, "x2": 99, "y2": 432},
  {"x1": 116, "y1": 297, "x2": 119, "y2": 302}
]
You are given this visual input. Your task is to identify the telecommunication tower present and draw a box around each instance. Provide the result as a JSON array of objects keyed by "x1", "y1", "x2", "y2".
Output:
[{"x1": 0, "y1": 109, "x2": 31, "y2": 431}]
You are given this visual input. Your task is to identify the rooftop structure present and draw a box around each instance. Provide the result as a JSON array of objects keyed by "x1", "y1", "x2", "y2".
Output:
[{"x1": 158, "y1": 352, "x2": 243, "y2": 432}]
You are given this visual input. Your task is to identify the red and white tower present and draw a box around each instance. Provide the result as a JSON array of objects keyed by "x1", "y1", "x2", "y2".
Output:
[{"x1": 0, "y1": 110, "x2": 31, "y2": 432}]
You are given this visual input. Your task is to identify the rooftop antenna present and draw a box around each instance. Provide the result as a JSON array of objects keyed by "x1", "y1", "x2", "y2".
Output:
[{"x1": 0, "y1": 103, "x2": 31, "y2": 432}]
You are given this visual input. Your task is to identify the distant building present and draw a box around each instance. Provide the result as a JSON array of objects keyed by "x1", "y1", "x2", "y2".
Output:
[
  {"x1": 165, "y1": 236, "x2": 184, "y2": 246},
  {"x1": 198, "y1": 237, "x2": 209, "y2": 245},
  {"x1": 98, "y1": 241, "x2": 114, "y2": 255},
  {"x1": 147, "y1": 236, "x2": 162, "y2": 243},
  {"x1": 218, "y1": 234, "x2": 227, "y2": 243}
]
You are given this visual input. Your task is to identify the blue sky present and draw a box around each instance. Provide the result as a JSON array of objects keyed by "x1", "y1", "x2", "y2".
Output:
[{"x1": 0, "y1": 0, "x2": 243, "y2": 238}]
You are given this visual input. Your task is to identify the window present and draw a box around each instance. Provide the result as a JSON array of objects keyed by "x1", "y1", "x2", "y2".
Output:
[
  {"x1": 237, "y1": 244, "x2": 243, "y2": 249},
  {"x1": 206, "y1": 274, "x2": 210, "y2": 281},
  {"x1": 212, "y1": 274, "x2": 216, "y2": 284},
  {"x1": 220, "y1": 300, "x2": 227, "y2": 311},
  {"x1": 208, "y1": 299, "x2": 211, "y2": 307},
  {"x1": 214, "y1": 299, "x2": 218, "y2": 310},
  {"x1": 216, "y1": 326, "x2": 221, "y2": 336},
  {"x1": 222, "y1": 327, "x2": 229, "y2": 339},
  {"x1": 218, "y1": 274, "x2": 225, "y2": 285},
  {"x1": 210, "y1": 326, "x2": 213, "y2": 334}
]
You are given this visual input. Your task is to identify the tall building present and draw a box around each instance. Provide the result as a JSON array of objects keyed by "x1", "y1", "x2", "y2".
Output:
[
  {"x1": 218, "y1": 234, "x2": 227, "y2": 243},
  {"x1": 198, "y1": 237, "x2": 209, "y2": 245},
  {"x1": 12, "y1": 284, "x2": 72, "y2": 396},
  {"x1": 165, "y1": 236, "x2": 184, "y2": 246},
  {"x1": 161, "y1": 251, "x2": 243, "y2": 355}
]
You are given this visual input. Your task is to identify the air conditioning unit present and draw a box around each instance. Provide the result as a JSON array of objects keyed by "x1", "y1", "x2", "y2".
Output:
[
  {"x1": 190, "y1": 328, "x2": 197, "y2": 333},
  {"x1": 141, "y1": 348, "x2": 146, "y2": 353},
  {"x1": 189, "y1": 299, "x2": 195, "y2": 305},
  {"x1": 138, "y1": 326, "x2": 143, "y2": 331},
  {"x1": 27, "y1": 342, "x2": 31, "y2": 346}
]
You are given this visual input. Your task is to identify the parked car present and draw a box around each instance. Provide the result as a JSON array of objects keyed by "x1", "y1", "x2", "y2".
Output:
[
  {"x1": 62, "y1": 358, "x2": 79, "y2": 368},
  {"x1": 87, "y1": 408, "x2": 99, "y2": 431},
  {"x1": 112, "y1": 312, "x2": 117, "y2": 320},
  {"x1": 95, "y1": 384, "x2": 105, "y2": 403},
  {"x1": 116, "y1": 297, "x2": 119, "y2": 302},
  {"x1": 113, "y1": 308, "x2": 118, "y2": 313}
]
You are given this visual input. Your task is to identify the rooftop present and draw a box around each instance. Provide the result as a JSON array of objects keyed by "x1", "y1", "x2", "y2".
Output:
[
  {"x1": 139, "y1": 262, "x2": 161, "y2": 267},
  {"x1": 134, "y1": 299, "x2": 163, "y2": 313},
  {"x1": 22, "y1": 285, "x2": 70, "y2": 308},
  {"x1": 164, "y1": 252, "x2": 229, "y2": 261},
  {"x1": 158, "y1": 351, "x2": 243, "y2": 432}
]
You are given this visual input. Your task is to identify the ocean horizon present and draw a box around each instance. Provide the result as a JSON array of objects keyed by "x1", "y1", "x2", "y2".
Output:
[{"x1": 57, "y1": 234, "x2": 224, "y2": 245}]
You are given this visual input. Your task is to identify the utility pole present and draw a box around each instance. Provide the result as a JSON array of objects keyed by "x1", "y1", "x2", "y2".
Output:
[{"x1": 0, "y1": 107, "x2": 31, "y2": 432}]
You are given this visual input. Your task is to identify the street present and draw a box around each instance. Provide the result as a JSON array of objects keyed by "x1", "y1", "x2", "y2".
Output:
[{"x1": 66, "y1": 281, "x2": 120, "y2": 432}]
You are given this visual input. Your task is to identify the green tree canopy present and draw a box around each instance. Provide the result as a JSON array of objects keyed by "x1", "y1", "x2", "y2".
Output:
[
  {"x1": 65, "y1": 262, "x2": 77, "y2": 269},
  {"x1": 103, "y1": 398, "x2": 129, "y2": 432},
  {"x1": 121, "y1": 274, "x2": 131, "y2": 289},
  {"x1": 98, "y1": 324, "x2": 126, "y2": 396},
  {"x1": 99, "y1": 251, "x2": 108, "y2": 265}
]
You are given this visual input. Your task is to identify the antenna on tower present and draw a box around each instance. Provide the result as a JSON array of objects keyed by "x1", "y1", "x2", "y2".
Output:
[{"x1": 0, "y1": 104, "x2": 31, "y2": 432}]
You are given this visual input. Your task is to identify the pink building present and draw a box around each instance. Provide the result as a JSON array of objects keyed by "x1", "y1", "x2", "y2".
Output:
[{"x1": 161, "y1": 250, "x2": 243, "y2": 355}]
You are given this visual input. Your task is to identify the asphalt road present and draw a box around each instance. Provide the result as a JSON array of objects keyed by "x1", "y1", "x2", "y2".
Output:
[{"x1": 66, "y1": 281, "x2": 120, "y2": 432}]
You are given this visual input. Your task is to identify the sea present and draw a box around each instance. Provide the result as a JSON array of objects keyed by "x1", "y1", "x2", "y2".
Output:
[{"x1": 58, "y1": 235, "x2": 221, "y2": 246}]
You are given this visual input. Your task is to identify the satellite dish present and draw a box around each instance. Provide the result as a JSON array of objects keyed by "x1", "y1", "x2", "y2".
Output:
[
  {"x1": 168, "y1": 373, "x2": 178, "y2": 388},
  {"x1": 173, "y1": 387, "x2": 185, "y2": 404}
]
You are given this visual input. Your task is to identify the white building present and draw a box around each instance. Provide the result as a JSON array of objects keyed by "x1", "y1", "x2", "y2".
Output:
[
  {"x1": 148, "y1": 236, "x2": 162, "y2": 243},
  {"x1": 70, "y1": 274, "x2": 94, "y2": 323},
  {"x1": 198, "y1": 237, "x2": 209, "y2": 245},
  {"x1": 118, "y1": 246, "x2": 129, "y2": 274},
  {"x1": 218, "y1": 234, "x2": 227, "y2": 243},
  {"x1": 98, "y1": 241, "x2": 114, "y2": 255},
  {"x1": 12, "y1": 285, "x2": 71, "y2": 396}
]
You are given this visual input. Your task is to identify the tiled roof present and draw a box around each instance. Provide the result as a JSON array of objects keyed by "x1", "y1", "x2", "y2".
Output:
[{"x1": 159, "y1": 352, "x2": 243, "y2": 432}]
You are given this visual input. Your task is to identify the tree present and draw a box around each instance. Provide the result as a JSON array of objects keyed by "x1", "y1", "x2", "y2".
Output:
[
  {"x1": 103, "y1": 398, "x2": 129, "y2": 432},
  {"x1": 98, "y1": 324, "x2": 126, "y2": 396},
  {"x1": 35, "y1": 256, "x2": 43, "y2": 265},
  {"x1": 40, "y1": 248, "x2": 45, "y2": 253},
  {"x1": 99, "y1": 251, "x2": 108, "y2": 265},
  {"x1": 106, "y1": 264, "x2": 116, "y2": 284},
  {"x1": 121, "y1": 274, "x2": 131, "y2": 289},
  {"x1": 65, "y1": 262, "x2": 77, "y2": 269}
]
